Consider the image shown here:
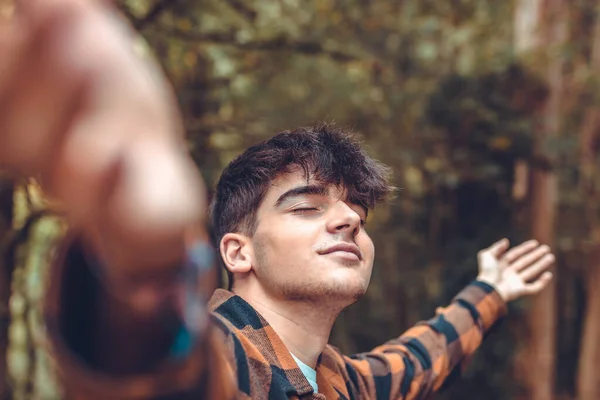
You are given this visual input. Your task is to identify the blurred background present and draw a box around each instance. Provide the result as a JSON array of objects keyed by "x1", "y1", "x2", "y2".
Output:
[{"x1": 0, "y1": 0, "x2": 599, "y2": 399}]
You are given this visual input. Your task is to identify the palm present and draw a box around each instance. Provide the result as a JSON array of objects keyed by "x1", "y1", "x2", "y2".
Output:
[{"x1": 476, "y1": 239, "x2": 554, "y2": 302}]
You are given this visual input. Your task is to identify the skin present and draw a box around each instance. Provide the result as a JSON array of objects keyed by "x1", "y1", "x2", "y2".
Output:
[
  {"x1": 221, "y1": 169, "x2": 555, "y2": 368},
  {"x1": 0, "y1": 0, "x2": 207, "y2": 289},
  {"x1": 243, "y1": 169, "x2": 373, "y2": 304}
]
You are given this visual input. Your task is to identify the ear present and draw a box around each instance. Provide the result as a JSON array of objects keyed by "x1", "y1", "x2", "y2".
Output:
[{"x1": 220, "y1": 233, "x2": 253, "y2": 275}]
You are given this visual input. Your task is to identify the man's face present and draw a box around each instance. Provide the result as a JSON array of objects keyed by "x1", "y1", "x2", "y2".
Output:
[{"x1": 249, "y1": 169, "x2": 375, "y2": 304}]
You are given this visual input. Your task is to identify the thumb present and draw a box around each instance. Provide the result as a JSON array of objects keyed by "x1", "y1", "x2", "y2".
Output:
[
  {"x1": 484, "y1": 238, "x2": 510, "y2": 258},
  {"x1": 82, "y1": 140, "x2": 207, "y2": 276},
  {"x1": 111, "y1": 141, "x2": 206, "y2": 239}
]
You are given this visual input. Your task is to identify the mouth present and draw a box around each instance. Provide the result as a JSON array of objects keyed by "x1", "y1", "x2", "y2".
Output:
[{"x1": 318, "y1": 243, "x2": 362, "y2": 261}]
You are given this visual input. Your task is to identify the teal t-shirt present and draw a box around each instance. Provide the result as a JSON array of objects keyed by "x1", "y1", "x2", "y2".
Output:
[{"x1": 291, "y1": 353, "x2": 318, "y2": 393}]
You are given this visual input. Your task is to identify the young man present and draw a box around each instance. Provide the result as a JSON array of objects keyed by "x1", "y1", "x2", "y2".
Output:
[
  {"x1": 43, "y1": 125, "x2": 553, "y2": 400},
  {"x1": 0, "y1": 1, "x2": 554, "y2": 399}
]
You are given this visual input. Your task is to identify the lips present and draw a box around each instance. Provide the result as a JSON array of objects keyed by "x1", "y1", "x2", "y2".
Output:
[{"x1": 318, "y1": 243, "x2": 362, "y2": 260}]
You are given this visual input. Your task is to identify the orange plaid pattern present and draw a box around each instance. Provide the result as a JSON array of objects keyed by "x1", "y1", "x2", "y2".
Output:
[{"x1": 45, "y1": 242, "x2": 507, "y2": 400}]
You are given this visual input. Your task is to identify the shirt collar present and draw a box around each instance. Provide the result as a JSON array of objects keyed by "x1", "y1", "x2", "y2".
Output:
[{"x1": 208, "y1": 289, "x2": 315, "y2": 396}]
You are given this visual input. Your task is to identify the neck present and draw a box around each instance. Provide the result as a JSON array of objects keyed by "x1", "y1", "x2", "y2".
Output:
[{"x1": 233, "y1": 283, "x2": 343, "y2": 369}]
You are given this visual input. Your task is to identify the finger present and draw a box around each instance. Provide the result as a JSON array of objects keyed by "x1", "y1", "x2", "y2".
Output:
[
  {"x1": 518, "y1": 253, "x2": 555, "y2": 281},
  {"x1": 483, "y1": 238, "x2": 510, "y2": 258},
  {"x1": 96, "y1": 142, "x2": 207, "y2": 274},
  {"x1": 0, "y1": 25, "x2": 87, "y2": 174},
  {"x1": 501, "y1": 239, "x2": 539, "y2": 263},
  {"x1": 109, "y1": 141, "x2": 206, "y2": 241},
  {"x1": 0, "y1": 23, "x2": 29, "y2": 96},
  {"x1": 0, "y1": 18, "x2": 33, "y2": 126},
  {"x1": 49, "y1": 112, "x2": 135, "y2": 226},
  {"x1": 46, "y1": 0, "x2": 177, "y2": 219},
  {"x1": 18, "y1": 0, "x2": 93, "y2": 24},
  {"x1": 523, "y1": 271, "x2": 553, "y2": 295},
  {"x1": 509, "y1": 244, "x2": 551, "y2": 272},
  {"x1": 0, "y1": 0, "x2": 88, "y2": 173}
]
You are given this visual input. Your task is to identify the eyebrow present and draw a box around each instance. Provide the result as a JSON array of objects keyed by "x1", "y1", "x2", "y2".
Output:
[{"x1": 274, "y1": 184, "x2": 329, "y2": 207}]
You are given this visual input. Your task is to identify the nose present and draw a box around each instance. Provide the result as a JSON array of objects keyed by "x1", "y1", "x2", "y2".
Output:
[{"x1": 326, "y1": 202, "x2": 362, "y2": 237}]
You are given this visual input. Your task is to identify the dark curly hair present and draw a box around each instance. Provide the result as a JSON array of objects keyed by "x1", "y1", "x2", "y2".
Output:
[{"x1": 210, "y1": 124, "x2": 394, "y2": 288}]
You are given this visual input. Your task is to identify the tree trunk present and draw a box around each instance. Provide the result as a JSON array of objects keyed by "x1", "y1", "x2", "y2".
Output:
[
  {"x1": 514, "y1": 0, "x2": 567, "y2": 399},
  {"x1": 527, "y1": 172, "x2": 558, "y2": 400},
  {"x1": 577, "y1": 4, "x2": 600, "y2": 195},
  {"x1": 0, "y1": 178, "x2": 14, "y2": 400},
  {"x1": 0, "y1": 1, "x2": 16, "y2": 395},
  {"x1": 575, "y1": 7, "x2": 600, "y2": 399},
  {"x1": 577, "y1": 256, "x2": 600, "y2": 400}
]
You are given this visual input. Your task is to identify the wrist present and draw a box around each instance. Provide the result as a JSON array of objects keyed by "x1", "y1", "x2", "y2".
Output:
[
  {"x1": 80, "y1": 229, "x2": 215, "y2": 314},
  {"x1": 453, "y1": 280, "x2": 509, "y2": 331},
  {"x1": 475, "y1": 275, "x2": 509, "y2": 302}
]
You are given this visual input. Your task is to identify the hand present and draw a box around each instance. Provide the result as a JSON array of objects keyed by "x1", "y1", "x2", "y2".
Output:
[
  {"x1": 0, "y1": 0, "x2": 207, "y2": 276},
  {"x1": 476, "y1": 239, "x2": 554, "y2": 302}
]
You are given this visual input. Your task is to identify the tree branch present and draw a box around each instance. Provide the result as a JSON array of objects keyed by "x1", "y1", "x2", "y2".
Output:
[
  {"x1": 223, "y1": 0, "x2": 256, "y2": 22},
  {"x1": 156, "y1": 28, "x2": 361, "y2": 62},
  {"x1": 117, "y1": 0, "x2": 180, "y2": 31},
  {"x1": 116, "y1": 1, "x2": 138, "y2": 26},
  {"x1": 136, "y1": 0, "x2": 177, "y2": 30}
]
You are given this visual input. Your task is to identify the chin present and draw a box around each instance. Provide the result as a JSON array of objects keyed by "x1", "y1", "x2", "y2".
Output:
[
  {"x1": 280, "y1": 276, "x2": 369, "y2": 304},
  {"x1": 337, "y1": 285, "x2": 367, "y2": 303},
  {"x1": 321, "y1": 274, "x2": 370, "y2": 303}
]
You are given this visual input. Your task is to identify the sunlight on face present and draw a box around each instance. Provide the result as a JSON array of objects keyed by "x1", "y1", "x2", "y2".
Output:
[{"x1": 250, "y1": 169, "x2": 375, "y2": 305}]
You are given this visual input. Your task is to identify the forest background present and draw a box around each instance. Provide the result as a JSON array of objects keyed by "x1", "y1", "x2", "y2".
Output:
[{"x1": 0, "y1": 0, "x2": 598, "y2": 399}]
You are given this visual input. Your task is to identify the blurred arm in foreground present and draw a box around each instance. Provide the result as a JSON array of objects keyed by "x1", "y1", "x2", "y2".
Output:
[{"x1": 0, "y1": 0, "x2": 233, "y2": 397}]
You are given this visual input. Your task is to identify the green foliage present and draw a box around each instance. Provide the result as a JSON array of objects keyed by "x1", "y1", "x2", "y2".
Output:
[
  {"x1": 6, "y1": 185, "x2": 64, "y2": 400},
  {"x1": 427, "y1": 65, "x2": 547, "y2": 159}
]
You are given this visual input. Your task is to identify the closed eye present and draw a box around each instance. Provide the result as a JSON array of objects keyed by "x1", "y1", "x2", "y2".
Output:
[{"x1": 292, "y1": 207, "x2": 319, "y2": 213}]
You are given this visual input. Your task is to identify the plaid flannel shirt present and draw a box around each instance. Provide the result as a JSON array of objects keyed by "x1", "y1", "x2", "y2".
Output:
[{"x1": 45, "y1": 243, "x2": 507, "y2": 400}]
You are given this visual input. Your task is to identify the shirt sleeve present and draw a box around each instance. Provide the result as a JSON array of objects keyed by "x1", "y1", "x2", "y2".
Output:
[
  {"x1": 342, "y1": 281, "x2": 507, "y2": 400},
  {"x1": 43, "y1": 238, "x2": 238, "y2": 400}
]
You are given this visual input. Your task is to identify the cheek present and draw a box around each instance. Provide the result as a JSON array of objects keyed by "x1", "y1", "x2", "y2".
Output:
[
  {"x1": 255, "y1": 220, "x2": 315, "y2": 260},
  {"x1": 273, "y1": 218, "x2": 318, "y2": 243},
  {"x1": 358, "y1": 233, "x2": 375, "y2": 261}
]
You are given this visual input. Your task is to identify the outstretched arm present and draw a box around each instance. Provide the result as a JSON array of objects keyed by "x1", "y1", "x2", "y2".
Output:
[
  {"x1": 1, "y1": 0, "x2": 234, "y2": 398},
  {"x1": 339, "y1": 239, "x2": 553, "y2": 400}
]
